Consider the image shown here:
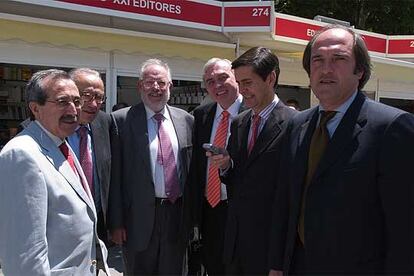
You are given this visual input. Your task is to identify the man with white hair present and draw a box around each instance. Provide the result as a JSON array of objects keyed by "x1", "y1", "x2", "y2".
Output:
[{"x1": 108, "y1": 59, "x2": 194, "y2": 275}]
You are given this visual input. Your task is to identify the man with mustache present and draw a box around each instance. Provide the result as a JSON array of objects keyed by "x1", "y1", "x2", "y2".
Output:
[
  {"x1": 0, "y1": 69, "x2": 109, "y2": 275},
  {"x1": 108, "y1": 59, "x2": 193, "y2": 275}
]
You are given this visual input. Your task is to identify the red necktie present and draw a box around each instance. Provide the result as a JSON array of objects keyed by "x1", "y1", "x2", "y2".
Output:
[
  {"x1": 154, "y1": 113, "x2": 180, "y2": 203},
  {"x1": 59, "y1": 142, "x2": 77, "y2": 174},
  {"x1": 248, "y1": 114, "x2": 261, "y2": 155},
  {"x1": 59, "y1": 142, "x2": 90, "y2": 197},
  {"x1": 78, "y1": 126, "x2": 94, "y2": 196},
  {"x1": 206, "y1": 110, "x2": 229, "y2": 208}
]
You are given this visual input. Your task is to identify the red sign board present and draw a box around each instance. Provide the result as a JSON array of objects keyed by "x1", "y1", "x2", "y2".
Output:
[
  {"x1": 224, "y1": 6, "x2": 270, "y2": 27},
  {"x1": 388, "y1": 39, "x2": 414, "y2": 54},
  {"x1": 274, "y1": 16, "x2": 387, "y2": 53},
  {"x1": 59, "y1": 0, "x2": 221, "y2": 27},
  {"x1": 274, "y1": 17, "x2": 321, "y2": 41},
  {"x1": 359, "y1": 34, "x2": 387, "y2": 54}
]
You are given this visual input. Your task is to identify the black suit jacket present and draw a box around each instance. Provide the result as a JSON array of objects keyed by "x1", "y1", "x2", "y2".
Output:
[
  {"x1": 108, "y1": 103, "x2": 194, "y2": 252},
  {"x1": 269, "y1": 92, "x2": 414, "y2": 274},
  {"x1": 90, "y1": 111, "x2": 111, "y2": 220},
  {"x1": 221, "y1": 101, "x2": 297, "y2": 274},
  {"x1": 190, "y1": 101, "x2": 247, "y2": 226}
]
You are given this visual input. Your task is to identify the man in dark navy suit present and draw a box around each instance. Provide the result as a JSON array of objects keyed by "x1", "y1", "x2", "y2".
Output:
[{"x1": 269, "y1": 25, "x2": 414, "y2": 275}]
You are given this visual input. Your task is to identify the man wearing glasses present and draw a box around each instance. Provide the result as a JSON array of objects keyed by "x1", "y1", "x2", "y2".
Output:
[
  {"x1": 0, "y1": 69, "x2": 109, "y2": 275},
  {"x1": 108, "y1": 59, "x2": 194, "y2": 275},
  {"x1": 68, "y1": 68, "x2": 111, "y2": 250}
]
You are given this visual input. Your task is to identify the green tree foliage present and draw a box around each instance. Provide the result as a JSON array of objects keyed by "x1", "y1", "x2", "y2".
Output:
[{"x1": 274, "y1": 0, "x2": 414, "y2": 35}]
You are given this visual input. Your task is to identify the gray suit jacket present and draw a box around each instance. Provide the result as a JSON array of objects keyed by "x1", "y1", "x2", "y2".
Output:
[
  {"x1": 108, "y1": 103, "x2": 194, "y2": 252},
  {"x1": 0, "y1": 121, "x2": 109, "y2": 276}
]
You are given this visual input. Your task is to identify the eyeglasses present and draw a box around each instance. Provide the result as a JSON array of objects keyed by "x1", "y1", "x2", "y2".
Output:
[
  {"x1": 142, "y1": 80, "x2": 170, "y2": 89},
  {"x1": 46, "y1": 97, "x2": 84, "y2": 108},
  {"x1": 81, "y1": 92, "x2": 106, "y2": 104}
]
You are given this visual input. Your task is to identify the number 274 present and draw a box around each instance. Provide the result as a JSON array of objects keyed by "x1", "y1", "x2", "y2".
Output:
[{"x1": 252, "y1": 8, "x2": 269, "y2": 17}]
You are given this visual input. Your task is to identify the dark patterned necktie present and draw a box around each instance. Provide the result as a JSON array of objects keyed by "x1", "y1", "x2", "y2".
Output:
[{"x1": 298, "y1": 111, "x2": 337, "y2": 245}]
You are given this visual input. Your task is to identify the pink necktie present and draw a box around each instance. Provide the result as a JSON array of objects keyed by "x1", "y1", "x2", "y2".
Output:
[
  {"x1": 154, "y1": 113, "x2": 180, "y2": 203},
  {"x1": 78, "y1": 126, "x2": 94, "y2": 196},
  {"x1": 207, "y1": 110, "x2": 229, "y2": 207},
  {"x1": 248, "y1": 114, "x2": 261, "y2": 155}
]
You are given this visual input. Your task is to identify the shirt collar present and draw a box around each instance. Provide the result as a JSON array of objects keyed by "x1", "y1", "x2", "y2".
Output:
[
  {"x1": 215, "y1": 94, "x2": 243, "y2": 120},
  {"x1": 34, "y1": 120, "x2": 65, "y2": 146},
  {"x1": 145, "y1": 104, "x2": 171, "y2": 121},
  {"x1": 252, "y1": 94, "x2": 279, "y2": 119}
]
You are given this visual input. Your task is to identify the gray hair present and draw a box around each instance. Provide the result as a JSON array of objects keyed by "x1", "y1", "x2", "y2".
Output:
[
  {"x1": 139, "y1": 58, "x2": 172, "y2": 82},
  {"x1": 202, "y1": 58, "x2": 233, "y2": 82},
  {"x1": 69, "y1": 68, "x2": 101, "y2": 83},
  {"x1": 26, "y1": 69, "x2": 71, "y2": 120}
]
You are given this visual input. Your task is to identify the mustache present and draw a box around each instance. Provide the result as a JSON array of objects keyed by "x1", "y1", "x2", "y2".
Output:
[{"x1": 60, "y1": 114, "x2": 78, "y2": 123}]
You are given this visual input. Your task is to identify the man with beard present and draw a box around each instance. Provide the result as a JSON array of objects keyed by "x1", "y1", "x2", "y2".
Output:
[
  {"x1": 0, "y1": 69, "x2": 109, "y2": 275},
  {"x1": 108, "y1": 59, "x2": 194, "y2": 275}
]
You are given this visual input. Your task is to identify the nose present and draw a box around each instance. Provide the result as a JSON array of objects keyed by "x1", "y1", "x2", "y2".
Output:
[{"x1": 322, "y1": 60, "x2": 334, "y2": 74}]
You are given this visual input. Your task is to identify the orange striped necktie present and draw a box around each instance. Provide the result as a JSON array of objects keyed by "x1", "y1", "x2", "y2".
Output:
[{"x1": 206, "y1": 110, "x2": 229, "y2": 208}]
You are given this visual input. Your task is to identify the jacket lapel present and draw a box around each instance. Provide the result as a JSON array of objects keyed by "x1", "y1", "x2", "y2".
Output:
[
  {"x1": 28, "y1": 122, "x2": 95, "y2": 210},
  {"x1": 168, "y1": 106, "x2": 191, "y2": 188},
  {"x1": 130, "y1": 104, "x2": 152, "y2": 182},
  {"x1": 246, "y1": 106, "x2": 282, "y2": 166},
  {"x1": 201, "y1": 104, "x2": 217, "y2": 144},
  {"x1": 238, "y1": 109, "x2": 252, "y2": 163}
]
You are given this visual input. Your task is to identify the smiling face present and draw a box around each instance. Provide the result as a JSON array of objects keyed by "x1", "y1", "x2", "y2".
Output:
[
  {"x1": 76, "y1": 73, "x2": 104, "y2": 124},
  {"x1": 235, "y1": 65, "x2": 275, "y2": 114},
  {"x1": 204, "y1": 60, "x2": 239, "y2": 110},
  {"x1": 30, "y1": 78, "x2": 80, "y2": 139},
  {"x1": 138, "y1": 64, "x2": 171, "y2": 113},
  {"x1": 310, "y1": 28, "x2": 363, "y2": 110}
]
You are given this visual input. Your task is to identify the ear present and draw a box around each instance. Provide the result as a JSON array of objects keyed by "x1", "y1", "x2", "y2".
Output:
[
  {"x1": 29, "y1": 102, "x2": 40, "y2": 119},
  {"x1": 355, "y1": 70, "x2": 364, "y2": 80},
  {"x1": 137, "y1": 80, "x2": 143, "y2": 93},
  {"x1": 267, "y1": 70, "x2": 276, "y2": 87}
]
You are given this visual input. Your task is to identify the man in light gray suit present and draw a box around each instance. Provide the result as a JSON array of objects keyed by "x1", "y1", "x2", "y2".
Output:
[
  {"x1": 0, "y1": 69, "x2": 109, "y2": 275},
  {"x1": 108, "y1": 59, "x2": 194, "y2": 275}
]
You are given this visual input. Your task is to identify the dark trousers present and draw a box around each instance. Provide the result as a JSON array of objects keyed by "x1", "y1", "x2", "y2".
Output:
[
  {"x1": 201, "y1": 199, "x2": 228, "y2": 276},
  {"x1": 123, "y1": 198, "x2": 185, "y2": 276}
]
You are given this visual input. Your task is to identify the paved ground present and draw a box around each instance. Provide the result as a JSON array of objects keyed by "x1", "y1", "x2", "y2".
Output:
[{"x1": 0, "y1": 245, "x2": 124, "y2": 276}]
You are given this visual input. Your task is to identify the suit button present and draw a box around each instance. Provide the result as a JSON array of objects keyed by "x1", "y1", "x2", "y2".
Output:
[{"x1": 91, "y1": 259, "x2": 97, "y2": 266}]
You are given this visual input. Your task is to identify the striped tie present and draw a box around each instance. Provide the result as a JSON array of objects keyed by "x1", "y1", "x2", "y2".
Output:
[{"x1": 206, "y1": 110, "x2": 229, "y2": 207}]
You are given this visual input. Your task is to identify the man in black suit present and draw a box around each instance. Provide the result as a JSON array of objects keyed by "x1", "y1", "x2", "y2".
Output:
[
  {"x1": 269, "y1": 25, "x2": 414, "y2": 275},
  {"x1": 68, "y1": 68, "x2": 111, "y2": 246},
  {"x1": 190, "y1": 58, "x2": 243, "y2": 275},
  {"x1": 108, "y1": 59, "x2": 193, "y2": 275},
  {"x1": 210, "y1": 47, "x2": 297, "y2": 275}
]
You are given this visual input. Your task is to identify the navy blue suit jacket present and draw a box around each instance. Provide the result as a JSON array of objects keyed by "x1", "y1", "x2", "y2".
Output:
[{"x1": 269, "y1": 92, "x2": 414, "y2": 274}]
